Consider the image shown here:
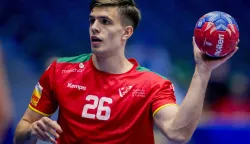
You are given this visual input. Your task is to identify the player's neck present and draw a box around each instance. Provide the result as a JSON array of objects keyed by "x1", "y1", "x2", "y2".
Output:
[{"x1": 92, "y1": 54, "x2": 133, "y2": 74}]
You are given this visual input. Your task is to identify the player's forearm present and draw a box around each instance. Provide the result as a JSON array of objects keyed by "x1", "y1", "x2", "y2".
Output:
[
  {"x1": 171, "y1": 66, "x2": 211, "y2": 142},
  {"x1": 14, "y1": 120, "x2": 37, "y2": 144}
]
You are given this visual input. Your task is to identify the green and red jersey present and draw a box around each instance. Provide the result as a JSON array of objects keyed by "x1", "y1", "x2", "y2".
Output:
[{"x1": 29, "y1": 53, "x2": 177, "y2": 144}]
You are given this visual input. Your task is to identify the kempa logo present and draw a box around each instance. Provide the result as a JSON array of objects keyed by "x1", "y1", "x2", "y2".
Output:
[
  {"x1": 214, "y1": 34, "x2": 224, "y2": 56},
  {"x1": 62, "y1": 69, "x2": 83, "y2": 73},
  {"x1": 67, "y1": 83, "x2": 86, "y2": 91}
]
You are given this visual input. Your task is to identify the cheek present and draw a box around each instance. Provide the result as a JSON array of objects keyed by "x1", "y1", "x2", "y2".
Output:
[{"x1": 108, "y1": 29, "x2": 123, "y2": 41}]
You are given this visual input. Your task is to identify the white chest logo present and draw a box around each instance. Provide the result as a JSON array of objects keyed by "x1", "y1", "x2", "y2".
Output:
[
  {"x1": 118, "y1": 86, "x2": 133, "y2": 97},
  {"x1": 67, "y1": 83, "x2": 86, "y2": 91}
]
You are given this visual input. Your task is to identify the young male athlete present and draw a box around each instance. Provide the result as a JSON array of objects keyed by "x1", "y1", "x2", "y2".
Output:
[{"x1": 14, "y1": 0, "x2": 238, "y2": 144}]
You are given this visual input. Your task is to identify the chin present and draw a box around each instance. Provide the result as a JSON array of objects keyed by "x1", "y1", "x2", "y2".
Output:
[{"x1": 91, "y1": 47, "x2": 108, "y2": 56}]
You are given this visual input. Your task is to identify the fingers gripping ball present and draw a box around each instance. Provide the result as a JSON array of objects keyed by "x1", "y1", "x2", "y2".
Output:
[{"x1": 194, "y1": 11, "x2": 239, "y2": 58}]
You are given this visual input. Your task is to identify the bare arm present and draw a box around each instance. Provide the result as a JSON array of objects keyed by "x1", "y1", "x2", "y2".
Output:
[
  {"x1": 154, "y1": 38, "x2": 238, "y2": 143},
  {"x1": 14, "y1": 108, "x2": 62, "y2": 144},
  {"x1": 14, "y1": 108, "x2": 43, "y2": 144},
  {"x1": 154, "y1": 67, "x2": 210, "y2": 143}
]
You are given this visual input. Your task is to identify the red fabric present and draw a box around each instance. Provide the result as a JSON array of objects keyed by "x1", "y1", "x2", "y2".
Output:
[{"x1": 29, "y1": 54, "x2": 176, "y2": 144}]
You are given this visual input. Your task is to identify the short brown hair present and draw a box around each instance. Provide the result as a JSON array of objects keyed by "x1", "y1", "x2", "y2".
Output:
[{"x1": 90, "y1": 0, "x2": 141, "y2": 29}]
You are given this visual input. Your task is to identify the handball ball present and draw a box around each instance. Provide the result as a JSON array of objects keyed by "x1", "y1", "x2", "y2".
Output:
[{"x1": 194, "y1": 11, "x2": 239, "y2": 58}]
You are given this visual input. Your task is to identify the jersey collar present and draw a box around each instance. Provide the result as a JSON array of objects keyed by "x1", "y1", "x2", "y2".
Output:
[{"x1": 90, "y1": 54, "x2": 139, "y2": 75}]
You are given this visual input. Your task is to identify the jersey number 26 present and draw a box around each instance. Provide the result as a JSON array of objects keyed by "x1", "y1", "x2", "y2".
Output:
[{"x1": 82, "y1": 95, "x2": 113, "y2": 121}]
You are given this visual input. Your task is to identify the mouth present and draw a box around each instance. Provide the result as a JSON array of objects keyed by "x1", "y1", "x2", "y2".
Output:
[{"x1": 91, "y1": 36, "x2": 103, "y2": 43}]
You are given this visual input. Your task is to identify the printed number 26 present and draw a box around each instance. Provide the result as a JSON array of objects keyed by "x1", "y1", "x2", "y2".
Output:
[{"x1": 82, "y1": 95, "x2": 113, "y2": 120}]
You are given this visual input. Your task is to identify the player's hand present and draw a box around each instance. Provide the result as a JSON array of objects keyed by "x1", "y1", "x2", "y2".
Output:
[
  {"x1": 29, "y1": 117, "x2": 63, "y2": 144},
  {"x1": 193, "y1": 37, "x2": 239, "y2": 73}
]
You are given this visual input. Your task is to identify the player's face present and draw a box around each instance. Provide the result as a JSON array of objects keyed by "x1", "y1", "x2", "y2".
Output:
[{"x1": 89, "y1": 7, "x2": 127, "y2": 56}]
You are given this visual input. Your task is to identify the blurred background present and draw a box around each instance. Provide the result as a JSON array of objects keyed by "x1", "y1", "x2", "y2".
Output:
[{"x1": 0, "y1": 0, "x2": 250, "y2": 143}]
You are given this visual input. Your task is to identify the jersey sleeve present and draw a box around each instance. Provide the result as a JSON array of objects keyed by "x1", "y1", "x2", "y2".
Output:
[
  {"x1": 151, "y1": 80, "x2": 177, "y2": 116},
  {"x1": 29, "y1": 61, "x2": 58, "y2": 116}
]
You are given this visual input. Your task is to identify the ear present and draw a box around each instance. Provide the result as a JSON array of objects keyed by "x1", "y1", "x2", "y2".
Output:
[{"x1": 122, "y1": 26, "x2": 134, "y2": 40}]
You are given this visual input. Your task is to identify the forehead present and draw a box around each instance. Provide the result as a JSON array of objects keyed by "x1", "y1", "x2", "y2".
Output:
[{"x1": 90, "y1": 7, "x2": 121, "y2": 20}]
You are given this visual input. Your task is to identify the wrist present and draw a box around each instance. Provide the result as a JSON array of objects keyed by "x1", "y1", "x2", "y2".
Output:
[
  {"x1": 27, "y1": 125, "x2": 36, "y2": 141},
  {"x1": 194, "y1": 66, "x2": 212, "y2": 79},
  {"x1": 195, "y1": 65, "x2": 212, "y2": 76}
]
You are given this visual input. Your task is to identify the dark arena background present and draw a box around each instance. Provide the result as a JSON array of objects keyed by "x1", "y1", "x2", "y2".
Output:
[{"x1": 1, "y1": 0, "x2": 250, "y2": 143}]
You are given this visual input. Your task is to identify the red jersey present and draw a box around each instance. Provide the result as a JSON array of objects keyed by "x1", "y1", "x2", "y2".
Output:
[{"x1": 29, "y1": 53, "x2": 177, "y2": 144}]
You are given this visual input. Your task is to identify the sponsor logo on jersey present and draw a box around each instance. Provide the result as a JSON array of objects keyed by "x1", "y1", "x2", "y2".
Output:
[
  {"x1": 215, "y1": 34, "x2": 224, "y2": 56},
  {"x1": 119, "y1": 86, "x2": 133, "y2": 97},
  {"x1": 132, "y1": 89, "x2": 146, "y2": 97},
  {"x1": 62, "y1": 69, "x2": 83, "y2": 73},
  {"x1": 31, "y1": 83, "x2": 43, "y2": 107},
  {"x1": 67, "y1": 83, "x2": 86, "y2": 91},
  {"x1": 79, "y1": 63, "x2": 84, "y2": 68}
]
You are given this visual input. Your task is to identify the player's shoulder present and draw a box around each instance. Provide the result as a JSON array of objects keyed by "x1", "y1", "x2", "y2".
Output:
[
  {"x1": 135, "y1": 65, "x2": 169, "y2": 83},
  {"x1": 56, "y1": 53, "x2": 92, "y2": 63},
  {"x1": 47, "y1": 53, "x2": 92, "y2": 72}
]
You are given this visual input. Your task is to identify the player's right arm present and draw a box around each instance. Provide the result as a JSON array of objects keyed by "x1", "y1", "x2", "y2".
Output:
[
  {"x1": 14, "y1": 61, "x2": 63, "y2": 144},
  {"x1": 14, "y1": 108, "x2": 62, "y2": 144}
]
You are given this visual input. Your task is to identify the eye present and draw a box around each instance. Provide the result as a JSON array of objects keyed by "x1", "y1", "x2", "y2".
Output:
[
  {"x1": 89, "y1": 18, "x2": 95, "y2": 24},
  {"x1": 102, "y1": 19, "x2": 111, "y2": 25}
]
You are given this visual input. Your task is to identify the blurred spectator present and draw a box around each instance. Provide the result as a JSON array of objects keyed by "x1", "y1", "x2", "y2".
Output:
[
  {"x1": 212, "y1": 72, "x2": 250, "y2": 123},
  {"x1": 205, "y1": 62, "x2": 231, "y2": 111},
  {"x1": 0, "y1": 43, "x2": 13, "y2": 144},
  {"x1": 198, "y1": 62, "x2": 230, "y2": 124}
]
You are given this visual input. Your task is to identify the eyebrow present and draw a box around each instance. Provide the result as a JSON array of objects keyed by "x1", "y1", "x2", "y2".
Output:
[{"x1": 89, "y1": 15, "x2": 113, "y2": 21}]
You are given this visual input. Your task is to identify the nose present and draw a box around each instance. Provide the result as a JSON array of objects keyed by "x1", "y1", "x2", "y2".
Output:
[{"x1": 91, "y1": 21, "x2": 100, "y2": 35}]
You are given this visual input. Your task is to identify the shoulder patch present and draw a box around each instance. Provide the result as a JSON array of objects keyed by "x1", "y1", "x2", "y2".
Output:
[
  {"x1": 136, "y1": 65, "x2": 167, "y2": 80},
  {"x1": 57, "y1": 53, "x2": 92, "y2": 63}
]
